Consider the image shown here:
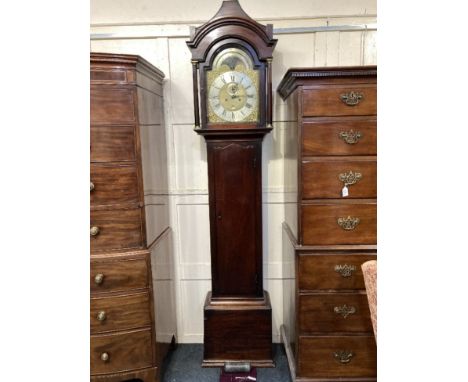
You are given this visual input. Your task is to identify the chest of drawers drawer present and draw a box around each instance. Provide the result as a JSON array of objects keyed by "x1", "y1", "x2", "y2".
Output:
[
  {"x1": 91, "y1": 125, "x2": 136, "y2": 163},
  {"x1": 297, "y1": 335, "x2": 376, "y2": 378},
  {"x1": 90, "y1": 164, "x2": 139, "y2": 206},
  {"x1": 91, "y1": 87, "x2": 137, "y2": 124},
  {"x1": 299, "y1": 293, "x2": 373, "y2": 333},
  {"x1": 302, "y1": 83, "x2": 376, "y2": 117},
  {"x1": 302, "y1": 158, "x2": 376, "y2": 199},
  {"x1": 298, "y1": 253, "x2": 376, "y2": 290},
  {"x1": 91, "y1": 256, "x2": 148, "y2": 293},
  {"x1": 91, "y1": 328, "x2": 153, "y2": 375},
  {"x1": 91, "y1": 291, "x2": 151, "y2": 334},
  {"x1": 302, "y1": 202, "x2": 376, "y2": 245},
  {"x1": 302, "y1": 117, "x2": 376, "y2": 156},
  {"x1": 90, "y1": 208, "x2": 144, "y2": 252}
]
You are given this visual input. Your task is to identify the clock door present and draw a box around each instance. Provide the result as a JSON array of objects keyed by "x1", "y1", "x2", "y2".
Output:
[{"x1": 209, "y1": 141, "x2": 262, "y2": 298}]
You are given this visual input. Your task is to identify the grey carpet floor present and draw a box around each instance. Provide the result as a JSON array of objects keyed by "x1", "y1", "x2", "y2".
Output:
[{"x1": 160, "y1": 344, "x2": 292, "y2": 382}]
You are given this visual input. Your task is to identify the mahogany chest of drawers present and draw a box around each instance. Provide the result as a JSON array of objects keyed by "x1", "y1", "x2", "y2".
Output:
[
  {"x1": 90, "y1": 52, "x2": 176, "y2": 382},
  {"x1": 278, "y1": 66, "x2": 377, "y2": 381}
]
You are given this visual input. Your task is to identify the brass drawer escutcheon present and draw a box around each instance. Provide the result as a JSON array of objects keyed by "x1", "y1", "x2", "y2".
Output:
[
  {"x1": 334, "y1": 304, "x2": 357, "y2": 318},
  {"x1": 90, "y1": 226, "x2": 100, "y2": 236},
  {"x1": 339, "y1": 130, "x2": 362, "y2": 144},
  {"x1": 334, "y1": 264, "x2": 357, "y2": 278},
  {"x1": 337, "y1": 216, "x2": 360, "y2": 230},
  {"x1": 340, "y1": 91, "x2": 363, "y2": 106},
  {"x1": 339, "y1": 171, "x2": 362, "y2": 187},
  {"x1": 333, "y1": 350, "x2": 354, "y2": 364}
]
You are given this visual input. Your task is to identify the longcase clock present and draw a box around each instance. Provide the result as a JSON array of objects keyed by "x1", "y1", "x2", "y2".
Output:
[{"x1": 187, "y1": 0, "x2": 277, "y2": 368}]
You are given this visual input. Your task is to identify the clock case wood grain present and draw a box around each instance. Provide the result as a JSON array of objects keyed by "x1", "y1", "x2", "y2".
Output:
[{"x1": 187, "y1": 0, "x2": 277, "y2": 368}]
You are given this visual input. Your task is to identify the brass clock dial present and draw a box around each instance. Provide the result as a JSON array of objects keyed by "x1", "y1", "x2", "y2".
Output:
[
  {"x1": 206, "y1": 48, "x2": 259, "y2": 123},
  {"x1": 208, "y1": 70, "x2": 258, "y2": 122}
]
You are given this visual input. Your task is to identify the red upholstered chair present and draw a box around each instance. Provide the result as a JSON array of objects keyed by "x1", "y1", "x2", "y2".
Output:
[{"x1": 361, "y1": 260, "x2": 377, "y2": 341}]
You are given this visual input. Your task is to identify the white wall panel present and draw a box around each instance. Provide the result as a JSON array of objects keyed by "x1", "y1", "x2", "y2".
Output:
[
  {"x1": 364, "y1": 30, "x2": 377, "y2": 65},
  {"x1": 171, "y1": 124, "x2": 208, "y2": 193},
  {"x1": 90, "y1": 0, "x2": 377, "y2": 344},
  {"x1": 339, "y1": 31, "x2": 364, "y2": 65},
  {"x1": 179, "y1": 279, "x2": 211, "y2": 343},
  {"x1": 168, "y1": 38, "x2": 194, "y2": 125},
  {"x1": 91, "y1": 0, "x2": 376, "y2": 25},
  {"x1": 90, "y1": 38, "x2": 170, "y2": 77},
  {"x1": 177, "y1": 203, "x2": 211, "y2": 280}
]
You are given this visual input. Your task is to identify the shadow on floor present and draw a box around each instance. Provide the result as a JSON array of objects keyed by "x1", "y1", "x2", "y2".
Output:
[{"x1": 161, "y1": 344, "x2": 292, "y2": 382}]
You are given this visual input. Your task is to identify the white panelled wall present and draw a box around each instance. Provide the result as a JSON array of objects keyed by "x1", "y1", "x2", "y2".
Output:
[{"x1": 91, "y1": 0, "x2": 377, "y2": 343}]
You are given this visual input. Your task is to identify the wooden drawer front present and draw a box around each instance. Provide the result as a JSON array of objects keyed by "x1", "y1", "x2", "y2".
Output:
[
  {"x1": 91, "y1": 328, "x2": 153, "y2": 375},
  {"x1": 91, "y1": 257, "x2": 148, "y2": 293},
  {"x1": 302, "y1": 159, "x2": 376, "y2": 199},
  {"x1": 302, "y1": 203, "x2": 376, "y2": 245},
  {"x1": 298, "y1": 253, "x2": 376, "y2": 290},
  {"x1": 302, "y1": 118, "x2": 376, "y2": 156},
  {"x1": 302, "y1": 84, "x2": 376, "y2": 117},
  {"x1": 91, "y1": 164, "x2": 139, "y2": 206},
  {"x1": 299, "y1": 293, "x2": 373, "y2": 333},
  {"x1": 298, "y1": 335, "x2": 376, "y2": 378},
  {"x1": 91, "y1": 292, "x2": 151, "y2": 334},
  {"x1": 91, "y1": 125, "x2": 136, "y2": 163},
  {"x1": 90, "y1": 208, "x2": 143, "y2": 252},
  {"x1": 91, "y1": 69, "x2": 128, "y2": 83},
  {"x1": 91, "y1": 87, "x2": 136, "y2": 124}
]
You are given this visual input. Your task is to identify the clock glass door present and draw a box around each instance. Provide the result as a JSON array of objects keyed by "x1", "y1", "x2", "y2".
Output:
[{"x1": 206, "y1": 47, "x2": 260, "y2": 123}]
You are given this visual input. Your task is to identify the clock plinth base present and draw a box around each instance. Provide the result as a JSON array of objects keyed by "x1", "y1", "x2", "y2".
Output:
[{"x1": 202, "y1": 291, "x2": 274, "y2": 368}]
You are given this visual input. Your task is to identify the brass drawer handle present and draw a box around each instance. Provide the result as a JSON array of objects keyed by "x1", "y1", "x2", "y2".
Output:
[
  {"x1": 334, "y1": 264, "x2": 356, "y2": 278},
  {"x1": 90, "y1": 182, "x2": 95, "y2": 192},
  {"x1": 90, "y1": 226, "x2": 100, "y2": 236},
  {"x1": 339, "y1": 171, "x2": 362, "y2": 187},
  {"x1": 333, "y1": 350, "x2": 354, "y2": 364},
  {"x1": 340, "y1": 91, "x2": 363, "y2": 106},
  {"x1": 94, "y1": 273, "x2": 104, "y2": 285},
  {"x1": 97, "y1": 311, "x2": 107, "y2": 321},
  {"x1": 339, "y1": 130, "x2": 362, "y2": 144},
  {"x1": 100, "y1": 352, "x2": 110, "y2": 362},
  {"x1": 334, "y1": 304, "x2": 356, "y2": 318},
  {"x1": 337, "y1": 216, "x2": 360, "y2": 230}
]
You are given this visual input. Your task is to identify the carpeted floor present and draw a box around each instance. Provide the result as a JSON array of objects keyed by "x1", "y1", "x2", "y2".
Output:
[{"x1": 160, "y1": 344, "x2": 292, "y2": 382}]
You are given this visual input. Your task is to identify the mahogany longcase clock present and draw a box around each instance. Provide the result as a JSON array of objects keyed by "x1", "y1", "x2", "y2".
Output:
[{"x1": 187, "y1": 0, "x2": 277, "y2": 368}]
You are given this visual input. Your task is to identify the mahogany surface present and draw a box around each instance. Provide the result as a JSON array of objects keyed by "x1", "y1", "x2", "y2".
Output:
[
  {"x1": 301, "y1": 84, "x2": 376, "y2": 117},
  {"x1": 187, "y1": 0, "x2": 276, "y2": 366},
  {"x1": 302, "y1": 117, "x2": 376, "y2": 156},
  {"x1": 90, "y1": 52, "x2": 172, "y2": 382},
  {"x1": 90, "y1": 125, "x2": 136, "y2": 163},
  {"x1": 278, "y1": 67, "x2": 377, "y2": 381},
  {"x1": 90, "y1": 291, "x2": 151, "y2": 334},
  {"x1": 297, "y1": 335, "x2": 377, "y2": 378},
  {"x1": 208, "y1": 140, "x2": 263, "y2": 297},
  {"x1": 90, "y1": 207, "x2": 144, "y2": 251},
  {"x1": 90, "y1": 328, "x2": 153, "y2": 375},
  {"x1": 298, "y1": 292, "x2": 373, "y2": 333},
  {"x1": 298, "y1": 253, "x2": 377, "y2": 291},
  {"x1": 302, "y1": 157, "x2": 377, "y2": 199},
  {"x1": 301, "y1": 202, "x2": 377, "y2": 245},
  {"x1": 90, "y1": 254, "x2": 148, "y2": 293}
]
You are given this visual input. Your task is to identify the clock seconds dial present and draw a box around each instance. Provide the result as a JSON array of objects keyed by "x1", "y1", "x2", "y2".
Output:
[{"x1": 208, "y1": 70, "x2": 258, "y2": 122}]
